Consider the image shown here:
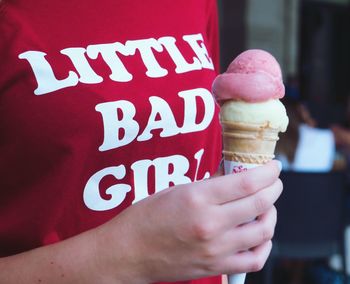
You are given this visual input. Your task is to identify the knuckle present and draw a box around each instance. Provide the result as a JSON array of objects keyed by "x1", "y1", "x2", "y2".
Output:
[
  {"x1": 182, "y1": 189, "x2": 202, "y2": 210},
  {"x1": 272, "y1": 205, "x2": 277, "y2": 217},
  {"x1": 238, "y1": 238, "x2": 251, "y2": 250},
  {"x1": 201, "y1": 244, "x2": 219, "y2": 262},
  {"x1": 254, "y1": 195, "x2": 270, "y2": 213},
  {"x1": 192, "y1": 220, "x2": 216, "y2": 242},
  {"x1": 239, "y1": 175, "x2": 255, "y2": 195},
  {"x1": 275, "y1": 178, "x2": 283, "y2": 194},
  {"x1": 261, "y1": 224, "x2": 274, "y2": 243},
  {"x1": 204, "y1": 259, "x2": 221, "y2": 274},
  {"x1": 248, "y1": 241, "x2": 272, "y2": 272},
  {"x1": 249, "y1": 257, "x2": 265, "y2": 272},
  {"x1": 271, "y1": 206, "x2": 278, "y2": 225},
  {"x1": 277, "y1": 178, "x2": 283, "y2": 189}
]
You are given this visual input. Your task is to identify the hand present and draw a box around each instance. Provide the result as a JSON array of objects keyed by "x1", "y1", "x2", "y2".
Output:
[
  {"x1": 331, "y1": 124, "x2": 350, "y2": 147},
  {"x1": 95, "y1": 160, "x2": 282, "y2": 283}
]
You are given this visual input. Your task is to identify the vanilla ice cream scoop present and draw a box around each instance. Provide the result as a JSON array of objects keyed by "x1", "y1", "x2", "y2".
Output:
[{"x1": 220, "y1": 99, "x2": 288, "y2": 132}]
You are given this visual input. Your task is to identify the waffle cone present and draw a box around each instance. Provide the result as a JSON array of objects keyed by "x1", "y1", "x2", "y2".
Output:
[{"x1": 221, "y1": 120, "x2": 280, "y2": 164}]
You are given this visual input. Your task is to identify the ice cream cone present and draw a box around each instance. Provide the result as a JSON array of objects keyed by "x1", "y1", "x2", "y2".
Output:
[
  {"x1": 212, "y1": 49, "x2": 289, "y2": 284},
  {"x1": 221, "y1": 120, "x2": 282, "y2": 284},
  {"x1": 221, "y1": 120, "x2": 280, "y2": 165}
]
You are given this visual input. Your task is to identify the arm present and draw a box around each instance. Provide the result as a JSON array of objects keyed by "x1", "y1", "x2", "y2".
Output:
[
  {"x1": 331, "y1": 124, "x2": 350, "y2": 148},
  {"x1": 0, "y1": 229, "x2": 103, "y2": 283},
  {"x1": 0, "y1": 161, "x2": 282, "y2": 283}
]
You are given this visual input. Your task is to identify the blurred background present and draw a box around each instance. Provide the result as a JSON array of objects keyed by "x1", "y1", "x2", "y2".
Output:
[
  {"x1": 217, "y1": 0, "x2": 350, "y2": 283},
  {"x1": 218, "y1": 0, "x2": 350, "y2": 124}
]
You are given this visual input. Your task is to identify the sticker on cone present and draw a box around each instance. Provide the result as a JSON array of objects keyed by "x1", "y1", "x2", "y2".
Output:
[{"x1": 224, "y1": 160, "x2": 260, "y2": 175}]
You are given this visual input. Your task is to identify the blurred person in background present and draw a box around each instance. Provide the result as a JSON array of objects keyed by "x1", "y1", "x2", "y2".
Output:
[
  {"x1": 274, "y1": 79, "x2": 337, "y2": 284},
  {"x1": 331, "y1": 95, "x2": 350, "y2": 157},
  {"x1": 275, "y1": 77, "x2": 336, "y2": 172},
  {"x1": 330, "y1": 95, "x2": 350, "y2": 278}
]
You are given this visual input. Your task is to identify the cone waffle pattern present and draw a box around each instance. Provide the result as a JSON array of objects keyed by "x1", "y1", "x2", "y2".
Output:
[{"x1": 221, "y1": 121, "x2": 280, "y2": 164}]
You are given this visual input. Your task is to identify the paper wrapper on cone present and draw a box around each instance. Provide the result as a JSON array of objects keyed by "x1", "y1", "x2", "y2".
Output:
[{"x1": 221, "y1": 120, "x2": 280, "y2": 174}]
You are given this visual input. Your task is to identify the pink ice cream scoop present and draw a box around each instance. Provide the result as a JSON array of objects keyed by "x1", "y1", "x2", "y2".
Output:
[{"x1": 212, "y1": 49, "x2": 285, "y2": 102}]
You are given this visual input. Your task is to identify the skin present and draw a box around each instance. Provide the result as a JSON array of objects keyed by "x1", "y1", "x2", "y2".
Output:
[
  {"x1": 331, "y1": 125, "x2": 350, "y2": 147},
  {"x1": 0, "y1": 161, "x2": 282, "y2": 283}
]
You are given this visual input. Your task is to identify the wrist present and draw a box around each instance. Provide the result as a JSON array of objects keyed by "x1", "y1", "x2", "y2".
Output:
[{"x1": 92, "y1": 219, "x2": 151, "y2": 284}]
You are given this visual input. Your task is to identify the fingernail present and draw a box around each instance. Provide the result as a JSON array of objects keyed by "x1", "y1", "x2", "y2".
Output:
[{"x1": 275, "y1": 160, "x2": 283, "y2": 171}]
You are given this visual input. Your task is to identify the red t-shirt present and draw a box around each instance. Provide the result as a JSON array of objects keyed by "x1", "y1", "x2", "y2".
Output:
[{"x1": 0, "y1": 1, "x2": 222, "y2": 283}]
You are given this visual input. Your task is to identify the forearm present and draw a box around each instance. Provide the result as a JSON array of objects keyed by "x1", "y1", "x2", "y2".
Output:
[
  {"x1": 0, "y1": 161, "x2": 282, "y2": 283},
  {"x1": 0, "y1": 220, "x2": 150, "y2": 284},
  {"x1": 0, "y1": 230, "x2": 102, "y2": 284}
]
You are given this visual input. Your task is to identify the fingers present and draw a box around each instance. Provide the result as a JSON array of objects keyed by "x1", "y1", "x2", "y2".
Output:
[
  {"x1": 201, "y1": 240, "x2": 273, "y2": 275},
  {"x1": 199, "y1": 160, "x2": 281, "y2": 205},
  {"x1": 227, "y1": 206, "x2": 277, "y2": 253},
  {"x1": 206, "y1": 206, "x2": 277, "y2": 259},
  {"x1": 219, "y1": 178, "x2": 282, "y2": 227},
  {"x1": 223, "y1": 240, "x2": 273, "y2": 274}
]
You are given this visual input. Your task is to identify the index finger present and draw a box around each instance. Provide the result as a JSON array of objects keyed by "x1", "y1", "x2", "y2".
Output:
[{"x1": 197, "y1": 160, "x2": 282, "y2": 204}]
